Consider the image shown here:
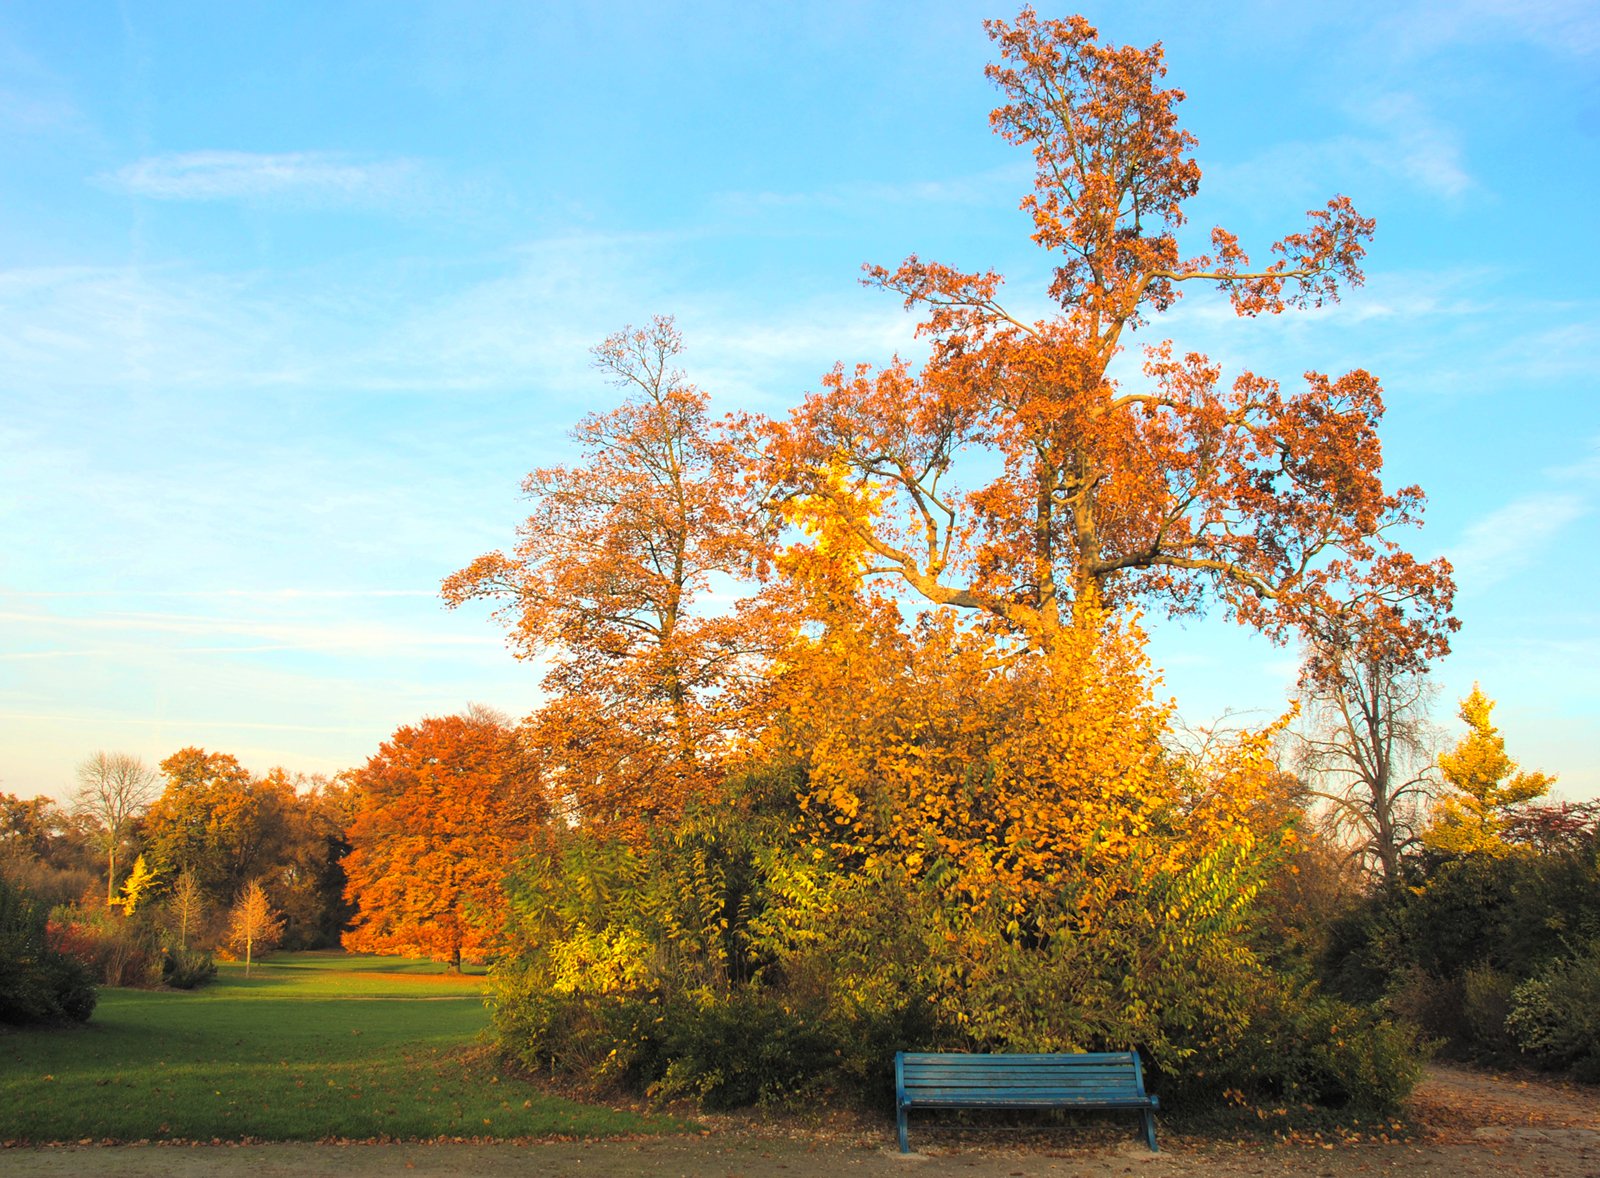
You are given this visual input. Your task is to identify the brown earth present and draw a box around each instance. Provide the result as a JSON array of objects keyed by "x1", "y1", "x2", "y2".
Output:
[{"x1": 3, "y1": 1063, "x2": 1597, "y2": 1177}]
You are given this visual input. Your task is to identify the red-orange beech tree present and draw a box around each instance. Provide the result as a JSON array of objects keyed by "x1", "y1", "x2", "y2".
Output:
[
  {"x1": 342, "y1": 712, "x2": 538, "y2": 971},
  {"x1": 758, "y1": 9, "x2": 1455, "y2": 664}
]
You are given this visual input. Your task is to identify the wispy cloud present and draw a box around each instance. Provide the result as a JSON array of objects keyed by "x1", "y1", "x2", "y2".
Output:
[
  {"x1": 1205, "y1": 91, "x2": 1471, "y2": 207},
  {"x1": 1378, "y1": 0, "x2": 1600, "y2": 59},
  {"x1": 102, "y1": 151, "x2": 424, "y2": 207},
  {"x1": 713, "y1": 162, "x2": 1031, "y2": 217},
  {"x1": 1448, "y1": 434, "x2": 1600, "y2": 590},
  {"x1": 0, "y1": 711, "x2": 379, "y2": 734},
  {"x1": 0, "y1": 226, "x2": 932, "y2": 408},
  {"x1": 0, "y1": 31, "x2": 85, "y2": 134},
  {"x1": 1351, "y1": 92, "x2": 1473, "y2": 199},
  {"x1": 1449, "y1": 491, "x2": 1589, "y2": 588},
  {"x1": 0, "y1": 608, "x2": 497, "y2": 655},
  {"x1": 0, "y1": 84, "x2": 82, "y2": 133}
]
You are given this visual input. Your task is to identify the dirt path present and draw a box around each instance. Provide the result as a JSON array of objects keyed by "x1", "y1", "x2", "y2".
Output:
[
  {"x1": 4, "y1": 1064, "x2": 1597, "y2": 1177},
  {"x1": 1411, "y1": 1062, "x2": 1600, "y2": 1138}
]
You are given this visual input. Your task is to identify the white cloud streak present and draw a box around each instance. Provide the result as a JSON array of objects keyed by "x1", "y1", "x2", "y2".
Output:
[
  {"x1": 1448, "y1": 433, "x2": 1600, "y2": 590},
  {"x1": 0, "y1": 609, "x2": 498, "y2": 654},
  {"x1": 103, "y1": 151, "x2": 424, "y2": 206},
  {"x1": 0, "y1": 711, "x2": 378, "y2": 734},
  {"x1": 8, "y1": 589, "x2": 437, "y2": 599},
  {"x1": 1449, "y1": 491, "x2": 1590, "y2": 589}
]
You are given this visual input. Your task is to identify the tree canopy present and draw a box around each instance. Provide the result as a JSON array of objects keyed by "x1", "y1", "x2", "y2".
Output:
[
  {"x1": 342, "y1": 712, "x2": 537, "y2": 970},
  {"x1": 759, "y1": 9, "x2": 1454, "y2": 665}
]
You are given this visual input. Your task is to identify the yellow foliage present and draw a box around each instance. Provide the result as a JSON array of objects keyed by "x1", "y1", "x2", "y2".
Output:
[
  {"x1": 1424, "y1": 684, "x2": 1553, "y2": 856},
  {"x1": 114, "y1": 854, "x2": 158, "y2": 915},
  {"x1": 777, "y1": 602, "x2": 1286, "y2": 918}
]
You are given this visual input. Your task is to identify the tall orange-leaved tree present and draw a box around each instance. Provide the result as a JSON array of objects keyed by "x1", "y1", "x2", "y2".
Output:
[
  {"x1": 443, "y1": 318, "x2": 774, "y2": 841},
  {"x1": 759, "y1": 8, "x2": 1454, "y2": 664},
  {"x1": 342, "y1": 712, "x2": 537, "y2": 970}
]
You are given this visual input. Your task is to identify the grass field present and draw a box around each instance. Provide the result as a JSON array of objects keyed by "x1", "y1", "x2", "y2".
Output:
[{"x1": 0, "y1": 951, "x2": 685, "y2": 1144}]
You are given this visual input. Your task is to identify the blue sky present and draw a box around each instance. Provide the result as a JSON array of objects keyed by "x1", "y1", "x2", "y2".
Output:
[{"x1": 2, "y1": 1, "x2": 1596, "y2": 803}]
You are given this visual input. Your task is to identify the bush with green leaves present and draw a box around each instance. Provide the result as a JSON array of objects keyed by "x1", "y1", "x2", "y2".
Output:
[
  {"x1": 488, "y1": 791, "x2": 1427, "y2": 1115},
  {"x1": 45, "y1": 903, "x2": 160, "y2": 987},
  {"x1": 1505, "y1": 940, "x2": 1600, "y2": 1081},
  {"x1": 1178, "y1": 979, "x2": 1428, "y2": 1112},
  {"x1": 0, "y1": 874, "x2": 96, "y2": 1026},
  {"x1": 159, "y1": 945, "x2": 218, "y2": 989},
  {"x1": 1319, "y1": 831, "x2": 1600, "y2": 1070}
]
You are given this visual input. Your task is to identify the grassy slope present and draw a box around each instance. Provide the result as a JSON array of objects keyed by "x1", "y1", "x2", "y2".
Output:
[{"x1": 0, "y1": 952, "x2": 683, "y2": 1144}]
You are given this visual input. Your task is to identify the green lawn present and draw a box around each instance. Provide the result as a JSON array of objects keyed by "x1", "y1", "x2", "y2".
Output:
[{"x1": 0, "y1": 951, "x2": 685, "y2": 1144}]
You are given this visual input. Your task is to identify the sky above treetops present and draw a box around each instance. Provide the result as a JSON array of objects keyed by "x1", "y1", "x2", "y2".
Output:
[{"x1": 3, "y1": 0, "x2": 1596, "y2": 801}]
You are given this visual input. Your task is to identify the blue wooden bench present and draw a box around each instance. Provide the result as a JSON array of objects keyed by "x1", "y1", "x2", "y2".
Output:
[{"x1": 894, "y1": 1050, "x2": 1160, "y2": 1154}]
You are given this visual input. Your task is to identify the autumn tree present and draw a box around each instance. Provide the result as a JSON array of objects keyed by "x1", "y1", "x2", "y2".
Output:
[
  {"x1": 141, "y1": 750, "x2": 350, "y2": 947},
  {"x1": 0, "y1": 793, "x2": 97, "y2": 908},
  {"x1": 114, "y1": 854, "x2": 158, "y2": 914},
  {"x1": 1, "y1": 793, "x2": 71, "y2": 863},
  {"x1": 73, "y1": 751, "x2": 158, "y2": 908},
  {"x1": 227, "y1": 879, "x2": 283, "y2": 977},
  {"x1": 1424, "y1": 685, "x2": 1553, "y2": 857},
  {"x1": 268, "y1": 773, "x2": 354, "y2": 949},
  {"x1": 444, "y1": 317, "x2": 772, "y2": 838},
  {"x1": 342, "y1": 712, "x2": 536, "y2": 971},
  {"x1": 143, "y1": 748, "x2": 294, "y2": 903},
  {"x1": 758, "y1": 9, "x2": 1455, "y2": 662}
]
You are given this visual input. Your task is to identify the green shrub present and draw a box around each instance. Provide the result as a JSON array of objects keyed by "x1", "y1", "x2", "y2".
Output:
[
  {"x1": 489, "y1": 964, "x2": 659, "y2": 1084},
  {"x1": 160, "y1": 946, "x2": 218, "y2": 989},
  {"x1": 1161, "y1": 979, "x2": 1428, "y2": 1113},
  {"x1": 1506, "y1": 941, "x2": 1600, "y2": 1081},
  {"x1": 0, "y1": 874, "x2": 96, "y2": 1026},
  {"x1": 1383, "y1": 966, "x2": 1470, "y2": 1047}
]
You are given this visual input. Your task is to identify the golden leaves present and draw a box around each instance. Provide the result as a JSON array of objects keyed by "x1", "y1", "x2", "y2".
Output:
[
  {"x1": 1424, "y1": 685, "x2": 1554, "y2": 857},
  {"x1": 773, "y1": 600, "x2": 1286, "y2": 944}
]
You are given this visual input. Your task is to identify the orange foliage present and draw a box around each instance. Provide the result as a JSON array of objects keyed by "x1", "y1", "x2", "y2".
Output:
[
  {"x1": 444, "y1": 318, "x2": 776, "y2": 840},
  {"x1": 758, "y1": 8, "x2": 1454, "y2": 666},
  {"x1": 342, "y1": 712, "x2": 538, "y2": 970}
]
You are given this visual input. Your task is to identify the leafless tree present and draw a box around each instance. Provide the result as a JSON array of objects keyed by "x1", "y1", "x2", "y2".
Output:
[
  {"x1": 73, "y1": 751, "x2": 158, "y2": 908},
  {"x1": 1293, "y1": 645, "x2": 1439, "y2": 891}
]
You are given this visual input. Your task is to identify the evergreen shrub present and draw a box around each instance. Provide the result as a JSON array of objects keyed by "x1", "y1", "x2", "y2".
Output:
[{"x1": 0, "y1": 874, "x2": 96, "y2": 1026}]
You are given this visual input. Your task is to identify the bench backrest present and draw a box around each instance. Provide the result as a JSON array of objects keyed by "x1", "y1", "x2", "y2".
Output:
[{"x1": 897, "y1": 1051, "x2": 1150, "y2": 1103}]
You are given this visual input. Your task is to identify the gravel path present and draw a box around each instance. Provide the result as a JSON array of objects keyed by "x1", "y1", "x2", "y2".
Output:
[{"x1": 4, "y1": 1064, "x2": 1596, "y2": 1178}]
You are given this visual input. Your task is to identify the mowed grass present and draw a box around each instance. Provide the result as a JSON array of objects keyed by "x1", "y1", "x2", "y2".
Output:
[{"x1": 0, "y1": 951, "x2": 685, "y2": 1144}]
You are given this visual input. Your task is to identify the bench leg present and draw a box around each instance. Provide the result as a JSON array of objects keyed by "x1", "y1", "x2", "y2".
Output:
[
  {"x1": 897, "y1": 1107, "x2": 910, "y2": 1153},
  {"x1": 1142, "y1": 1109, "x2": 1159, "y2": 1152}
]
